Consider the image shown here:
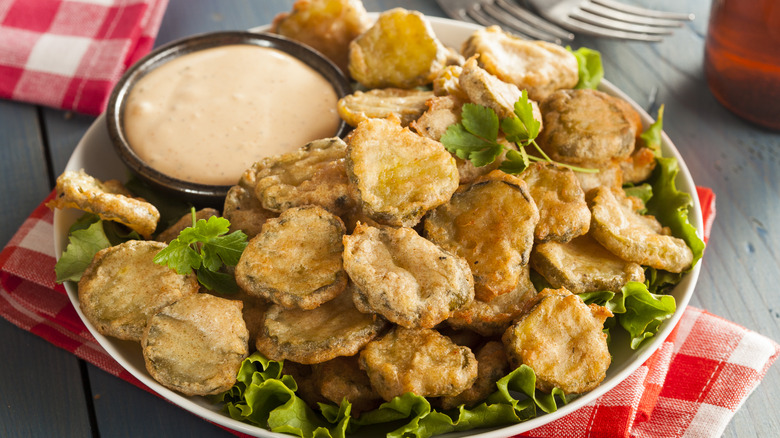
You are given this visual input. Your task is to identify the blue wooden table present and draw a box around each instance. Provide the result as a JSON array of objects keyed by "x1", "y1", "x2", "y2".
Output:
[{"x1": 1, "y1": 0, "x2": 778, "y2": 436}]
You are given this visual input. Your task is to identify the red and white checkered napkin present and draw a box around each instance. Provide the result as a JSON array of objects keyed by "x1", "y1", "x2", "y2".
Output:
[
  {"x1": 0, "y1": 0, "x2": 168, "y2": 115},
  {"x1": 0, "y1": 188, "x2": 777, "y2": 438}
]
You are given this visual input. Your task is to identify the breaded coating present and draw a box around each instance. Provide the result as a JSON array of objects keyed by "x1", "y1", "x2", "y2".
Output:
[
  {"x1": 48, "y1": 169, "x2": 159, "y2": 238},
  {"x1": 424, "y1": 170, "x2": 539, "y2": 302},
  {"x1": 530, "y1": 234, "x2": 645, "y2": 293},
  {"x1": 521, "y1": 162, "x2": 590, "y2": 243},
  {"x1": 538, "y1": 89, "x2": 642, "y2": 165},
  {"x1": 141, "y1": 293, "x2": 249, "y2": 396},
  {"x1": 78, "y1": 240, "x2": 199, "y2": 341},
  {"x1": 588, "y1": 187, "x2": 693, "y2": 273},
  {"x1": 313, "y1": 355, "x2": 383, "y2": 414},
  {"x1": 271, "y1": 0, "x2": 371, "y2": 74},
  {"x1": 224, "y1": 165, "x2": 278, "y2": 239},
  {"x1": 338, "y1": 88, "x2": 435, "y2": 127},
  {"x1": 620, "y1": 146, "x2": 657, "y2": 184},
  {"x1": 253, "y1": 137, "x2": 355, "y2": 216},
  {"x1": 502, "y1": 288, "x2": 612, "y2": 394},
  {"x1": 574, "y1": 160, "x2": 624, "y2": 193},
  {"x1": 447, "y1": 266, "x2": 536, "y2": 337},
  {"x1": 439, "y1": 341, "x2": 510, "y2": 410},
  {"x1": 255, "y1": 288, "x2": 389, "y2": 364},
  {"x1": 462, "y1": 26, "x2": 578, "y2": 101},
  {"x1": 156, "y1": 208, "x2": 219, "y2": 243},
  {"x1": 432, "y1": 65, "x2": 467, "y2": 99},
  {"x1": 359, "y1": 327, "x2": 478, "y2": 401},
  {"x1": 460, "y1": 57, "x2": 528, "y2": 121},
  {"x1": 282, "y1": 361, "x2": 328, "y2": 408},
  {"x1": 343, "y1": 223, "x2": 475, "y2": 329},
  {"x1": 346, "y1": 116, "x2": 459, "y2": 227},
  {"x1": 348, "y1": 8, "x2": 452, "y2": 89},
  {"x1": 236, "y1": 205, "x2": 347, "y2": 309}
]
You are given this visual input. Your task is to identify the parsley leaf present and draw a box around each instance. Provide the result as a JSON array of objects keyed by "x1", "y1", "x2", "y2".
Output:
[{"x1": 154, "y1": 212, "x2": 248, "y2": 294}]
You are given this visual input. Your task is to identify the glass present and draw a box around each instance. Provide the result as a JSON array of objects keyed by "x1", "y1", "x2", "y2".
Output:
[{"x1": 704, "y1": 0, "x2": 780, "y2": 130}]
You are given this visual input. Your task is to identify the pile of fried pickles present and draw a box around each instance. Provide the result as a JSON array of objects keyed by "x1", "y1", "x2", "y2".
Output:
[{"x1": 49, "y1": 0, "x2": 701, "y2": 435}]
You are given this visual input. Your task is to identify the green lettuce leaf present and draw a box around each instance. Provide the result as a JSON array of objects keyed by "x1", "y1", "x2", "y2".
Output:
[{"x1": 567, "y1": 46, "x2": 604, "y2": 90}]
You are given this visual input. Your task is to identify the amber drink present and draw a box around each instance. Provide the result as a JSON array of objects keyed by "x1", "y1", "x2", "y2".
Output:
[{"x1": 704, "y1": 0, "x2": 780, "y2": 130}]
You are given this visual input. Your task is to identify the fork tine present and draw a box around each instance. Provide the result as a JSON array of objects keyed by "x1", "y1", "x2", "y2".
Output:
[
  {"x1": 570, "y1": 9, "x2": 676, "y2": 35},
  {"x1": 481, "y1": 1, "x2": 571, "y2": 43},
  {"x1": 591, "y1": 0, "x2": 695, "y2": 21},
  {"x1": 494, "y1": 0, "x2": 575, "y2": 41},
  {"x1": 559, "y1": 15, "x2": 664, "y2": 41},
  {"x1": 580, "y1": 2, "x2": 686, "y2": 28}
]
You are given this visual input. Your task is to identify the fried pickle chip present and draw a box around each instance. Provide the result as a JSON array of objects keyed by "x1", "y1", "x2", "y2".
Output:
[
  {"x1": 282, "y1": 361, "x2": 328, "y2": 408},
  {"x1": 156, "y1": 208, "x2": 220, "y2": 243},
  {"x1": 424, "y1": 170, "x2": 539, "y2": 302},
  {"x1": 255, "y1": 288, "x2": 389, "y2": 364},
  {"x1": 522, "y1": 162, "x2": 590, "y2": 243},
  {"x1": 538, "y1": 89, "x2": 642, "y2": 165},
  {"x1": 460, "y1": 57, "x2": 524, "y2": 120},
  {"x1": 346, "y1": 116, "x2": 459, "y2": 227},
  {"x1": 236, "y1": 205, "x2": 347, "y2": 309},
  {"x1": 588, "y1": 187, "x2": 693, "y2": 273},
  {"x1": 620, "y1": 146, "x2": 657, "y2": 184},
  {"x1": 348, "y1": 8, "x2": 452, "y2": 89},
  {"x1": 439, "y1": 340, "x2": 510, "y2": 410},
  {"x1": 574, "y1": 160, "x2": 624, "y2": 193},
  {"x1": 48, "y1": 169, "x2": 159, "y2": 238},
  {"x1": 530, "y1": 234, "x2": 645, "y2": 293},
  {"x1": 313, "y1": 355, "x2": 383, "y2": 413},
  {"x1": 78, "y1": 240, "x2": 199, "y2": 341},
  {"x1": 432, "y1": 65, "x2": 467, "y2": 99},
  {"x1": 224, "y1": 165, "x2": 278, "y2": 239},
  {"x1": 462, "y1": 26, "x2": 578, "y2": 101},
  {"x1": 344, "y1": 223, "x2": 474, "y2": 329},
  {"x1": 271, "y1": 0, "x2": 371, "y2": 74},
  {"x1": 253, "y1": 137, "x2": 355, "y2": 216},
  {"x1": 338, "y1": 88, "x2": 435, "y2": 127},
  {"x1": 502, "y1": 288, "x2": 612, "y2": 394},
  {"x1": 142, "y1": 293, "x2": 249, "y2": 396},
  {"x1": 359, "y1": 327, "x2": 478, "y2": 401},
  {"x1": 447, "y1": 265, "x2": 536, "y2": 336}
]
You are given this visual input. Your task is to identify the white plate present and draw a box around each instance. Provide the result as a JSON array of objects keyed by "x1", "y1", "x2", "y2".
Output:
[{"x1": 53, "y1": 15, "x2": 703, "y2": 438}]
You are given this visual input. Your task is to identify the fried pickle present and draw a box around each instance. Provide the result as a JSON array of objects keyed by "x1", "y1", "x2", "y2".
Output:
[
  {"x1": 141, "y1": 293, "x2": 249, "y2": 396},
  {"x1": 462, "y1": 26, "x2": 578, "y2": 101},
  {"x1": 78, "y1": 240, "x2": 199, "y2": 341},
  {"x1": 224, "y1": 165, "x2": 278, "y2": 239},
  {"x1": 439, "y1": 340, "x2": 510, "y2": 410},
  {"x1": 313, "y1": 355, "x2": 383, "y2": 414},
  {"x1": 424, "y1": 170, "x2": 539, "y2": 302},
  {"x1": 253, "y1": 137, "x2": 355, "y2": 216},
  {"x1": 271, "y1": 0, "x2": 371, "y2": 74},
  {"x1": 346, "y1": 116, "x2": 459, "y2": 227},
  {"x1": 343, "y1": 223, "x2": 474, "y2": 329},
  {"x1": 255, "y1": 288, "x2": 389, "y2": 364},
  {"x1": 502, "y1": 288, "x2": 612, "y2": 394},
  {"x1": 447, "y1": 265, "x2": 536, "y2": 336},
  {"x1": 530, "y1": 234, "x2": 645, "y2": 293},
  {"x1": 359, "y1": 327, "x2": 478, "y2": 401},
  {"x1": 620, "y1": 146, "x2": 657, "y2": 184},
  {"x1": 338, "y1": 88, "x2": 435, "y2": 127},
  {"x1": 521, "y1": 162, "x2": 590, "y2": 243},
  {"x1": 348, "y1": 8, "x2": 452, "y2": 89},
  {"x1": 236, "y1": 205, "x2": 347, "y2": 309},
  {"x1": 47, "y1": 169, "x2": 159, "y2": 238},
  {"x1": 460, "y1": 57, "x2": 536, "y2": 121},
  {"x1": 588, "y1": 187, "x2": 693, "y2": 273},
  {"x1": 538, "y1": 89, "x2": 642, "y2": 165}
]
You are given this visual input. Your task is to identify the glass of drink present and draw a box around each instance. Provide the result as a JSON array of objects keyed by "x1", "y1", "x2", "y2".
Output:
[{"x1": 704, "y1": 0, "x2": 780, "y2": 130}]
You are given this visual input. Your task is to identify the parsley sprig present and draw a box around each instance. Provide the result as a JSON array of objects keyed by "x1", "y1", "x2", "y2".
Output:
[
  {"x1": 154, "y1": 210, "x2": 248, "y2": 294},
  {"x1": 440, "y1": 90, "x2": 597, "y2": 174}
]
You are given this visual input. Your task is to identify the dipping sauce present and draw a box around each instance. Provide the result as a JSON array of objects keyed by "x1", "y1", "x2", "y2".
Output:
[{"x1": 123, "y1": 44, "x2": 342, "y2": 186}]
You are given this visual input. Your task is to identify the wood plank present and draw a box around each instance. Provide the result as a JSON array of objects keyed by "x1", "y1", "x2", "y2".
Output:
[{"x1": 0, "y1": 319, "x2": 93, "y2": 437}]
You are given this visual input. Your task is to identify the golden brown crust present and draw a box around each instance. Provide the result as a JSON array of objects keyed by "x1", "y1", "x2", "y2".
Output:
[
  {"x1": 313, "y1": 355, "x2": 383, "y2": 413},
  {"x1": 236, "y1": 205, "x2": 347, "y2": 309},
  {"x1": 141, "y1": 293, "x2": 249, "y2": 396},
  {"x1": 439, "y1": 340, "x2": 510, "y2": 409},
  {"x1": 521, "y1": 162, "x2": 590, "y2": 243},
  {"x1": 78, "y1": 240, "x2": 199, "y2": 341},
  {"x1": 338, "y1": 88, "x2": 435, "y2": 127}
]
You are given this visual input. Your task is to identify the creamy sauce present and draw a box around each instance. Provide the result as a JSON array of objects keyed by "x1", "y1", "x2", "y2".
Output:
[{"x1": 124, "y1": 45, "x2": 341, "y2": 186}]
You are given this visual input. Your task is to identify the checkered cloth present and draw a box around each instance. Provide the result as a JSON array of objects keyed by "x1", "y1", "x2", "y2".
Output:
[
  {"x1": 0, "y1": 0, "x2": 168, "y2": 115},
  {"x1": 1, "y1": 188, "x2": 778, "y2": 438}
]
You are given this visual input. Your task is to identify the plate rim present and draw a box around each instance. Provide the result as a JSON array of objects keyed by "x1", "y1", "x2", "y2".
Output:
[{"x1": 53, "y1": 14, "x2": 703, "y2": 438}]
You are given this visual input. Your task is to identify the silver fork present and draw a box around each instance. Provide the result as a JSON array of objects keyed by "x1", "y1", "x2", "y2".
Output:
[
  {"x1": 436, "y1": 0, "x2": 694, "y2": 43},
  {"x1": 436, "y1": 0, "x2": 575, "y2": 44},
  {"x1": 525, "y1": 0, "x2": 695, "y2": 41}
]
